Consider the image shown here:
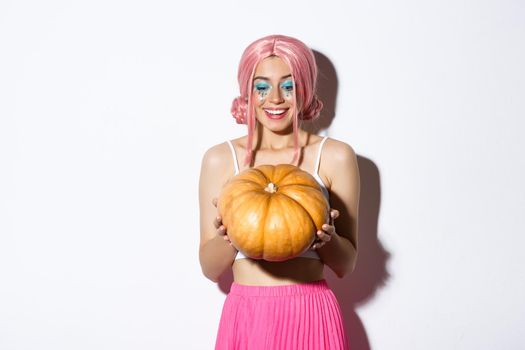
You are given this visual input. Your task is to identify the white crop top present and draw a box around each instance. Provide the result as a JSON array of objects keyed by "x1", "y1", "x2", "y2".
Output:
[{"x1": 225, "y1": 136, "x2": 330, "y2": 261}]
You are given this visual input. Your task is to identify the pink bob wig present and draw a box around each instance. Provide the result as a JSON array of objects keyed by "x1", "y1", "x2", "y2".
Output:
[{"x1": 230, "y1": 34, "x2": 323, "y2": 166}]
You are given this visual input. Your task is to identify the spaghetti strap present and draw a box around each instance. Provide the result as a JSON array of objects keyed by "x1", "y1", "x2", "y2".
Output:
[
  {"x1": 226, "y1": 140, "x2": 240, "y2": 175},
  {"x1": 314, "y1": 136, "x2": 329, "y2": 175}
]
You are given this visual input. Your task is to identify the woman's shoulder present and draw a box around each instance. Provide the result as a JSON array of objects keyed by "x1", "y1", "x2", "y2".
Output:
[
  {"x1": 202, "y1": 140, "x2": 233, "y2": 163},
  {"x1": 324, "y1": 137, "x2": 356, "y2": 158},
  {"x1": 202, "y1": 140, "x2": 223, "y2": 156},
  {"x1": 322, "y1": 137, "x2": 358, "y2": 171},
  {"x1": 200, "y1": 138, "x2": 242, "y2": 176}
]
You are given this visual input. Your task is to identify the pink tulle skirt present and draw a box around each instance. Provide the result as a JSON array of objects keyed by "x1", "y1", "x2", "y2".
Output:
[{"x1": 215, "y1": 279, "x2": 348, "y2": 350}]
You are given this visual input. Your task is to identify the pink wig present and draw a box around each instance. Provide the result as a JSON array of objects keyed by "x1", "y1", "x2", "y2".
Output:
[{"x1": 230, "y1": 34, "x2": 323, "y2": 166}]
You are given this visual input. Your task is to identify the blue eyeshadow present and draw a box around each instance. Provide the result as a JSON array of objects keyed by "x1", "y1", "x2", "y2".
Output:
[{"x1": 255, "y1": 82, "x2": 270, "y2": 90}]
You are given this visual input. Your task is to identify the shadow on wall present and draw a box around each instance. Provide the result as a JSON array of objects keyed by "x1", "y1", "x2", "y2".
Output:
[
  {"x1": 217, "y1": 50, "x2": 391, "y2": 350},
  {"x1": 301, "y1": 50, "x2": 338, "y2": 135},
  {"x1": 326, "y1": 155, "x2": 389, "y2": 350}
]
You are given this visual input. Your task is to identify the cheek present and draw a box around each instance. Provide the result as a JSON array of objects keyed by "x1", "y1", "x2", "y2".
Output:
[
  {"x1": 281, "y1": 88, "x2": 294, "y2": 101},
  {"x1": 253, "y1": 90, "x2": 268, "y2": 104},
  {"x1": 283, "y1": 93, "x2": 296, "y2": 109}
]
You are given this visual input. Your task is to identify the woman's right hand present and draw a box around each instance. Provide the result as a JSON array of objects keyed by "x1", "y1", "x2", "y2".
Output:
[{"x1": 212, "y1": 197, "x2": 232, "y2": 246}]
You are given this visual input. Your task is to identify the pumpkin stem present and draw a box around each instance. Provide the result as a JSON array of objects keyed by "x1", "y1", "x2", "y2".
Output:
[{"x1": 264, "y1": 182, "x2": 277, "y2": 193}]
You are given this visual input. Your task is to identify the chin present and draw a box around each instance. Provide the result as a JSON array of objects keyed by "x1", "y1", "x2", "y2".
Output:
[{"x1": 257, "y1": 119, "x2": 293, "y2": 133}]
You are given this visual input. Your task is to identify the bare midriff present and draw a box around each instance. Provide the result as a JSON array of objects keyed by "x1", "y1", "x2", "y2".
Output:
[{"x1": 232, "y1": 257, "x2": 325, "y2": 286}]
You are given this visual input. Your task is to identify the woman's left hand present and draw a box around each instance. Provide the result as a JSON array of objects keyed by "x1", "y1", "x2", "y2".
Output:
[{"x1": 312, "y1": 209, "x2": 340, "y2": 250}]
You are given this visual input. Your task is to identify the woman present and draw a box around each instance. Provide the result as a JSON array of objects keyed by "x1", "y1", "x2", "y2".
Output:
[{"x1": 198, "y1": 34, "x2": 360, "y2": 350}]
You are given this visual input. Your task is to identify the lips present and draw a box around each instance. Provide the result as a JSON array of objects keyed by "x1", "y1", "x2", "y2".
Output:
[{"x1": 263, "y1": 108, "x2": 289, "y2": 120}]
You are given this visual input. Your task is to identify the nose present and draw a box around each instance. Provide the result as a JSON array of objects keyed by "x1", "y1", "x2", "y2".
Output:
[{"x1": 268, "y1": 85, "x2": 284, "y2": 104}]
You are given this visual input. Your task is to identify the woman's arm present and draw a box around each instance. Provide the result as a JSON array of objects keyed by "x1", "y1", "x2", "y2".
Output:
[
  {"x1": 315, "y1": 140, "x2": 360, "y2": 278},
  {"x1": 198, "y1": 144, "x2": 237, "y2": 283}
]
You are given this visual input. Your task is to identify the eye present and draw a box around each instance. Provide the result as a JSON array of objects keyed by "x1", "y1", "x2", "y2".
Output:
[
  {"x1": 254, "y1": 82, "x2": 270, "y2": 91},
  {"x1": 280, "y1": 80, "x2": 294, "y2": 91}
]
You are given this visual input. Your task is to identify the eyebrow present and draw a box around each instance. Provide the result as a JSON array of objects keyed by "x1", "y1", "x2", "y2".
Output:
[{"x1": 253, "y1": 74, "x2": 292, "y2": 81}]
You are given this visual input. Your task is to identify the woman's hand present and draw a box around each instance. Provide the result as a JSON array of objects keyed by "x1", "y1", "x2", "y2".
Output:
[
  {"x1": 312, "y1": 209, "x2": 340, "y2": 250},
  {"x1": 212, "y1": 197, "x2": 233, "y2": 246}
]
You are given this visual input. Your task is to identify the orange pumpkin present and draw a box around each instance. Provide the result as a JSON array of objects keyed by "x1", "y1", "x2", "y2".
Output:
[{"x1": 217, "y1": 164, "x2": 330, "y2": 261}]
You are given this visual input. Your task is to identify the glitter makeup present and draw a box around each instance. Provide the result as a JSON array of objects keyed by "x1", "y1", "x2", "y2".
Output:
[
  {"x1": 280, "y1": 79, "x2": 294, "y2": 99},
  {"x1": 254, "y1": 81, "x2": 271, "y2": 102}
]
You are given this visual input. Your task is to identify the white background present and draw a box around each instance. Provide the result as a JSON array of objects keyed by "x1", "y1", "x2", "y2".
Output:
[{"x1": 1, "y1": 0, "x2": 524, "y2": 349}]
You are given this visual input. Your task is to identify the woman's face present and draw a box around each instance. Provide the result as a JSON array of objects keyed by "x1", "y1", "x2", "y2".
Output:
[{"x1": 252, "y1": 56, "x2": 296, "y2": 133}]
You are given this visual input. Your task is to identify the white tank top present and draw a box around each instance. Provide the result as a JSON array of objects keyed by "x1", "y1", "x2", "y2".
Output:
[{"x1": 225, "y1": 136, "x2": 330, "y2": 261}]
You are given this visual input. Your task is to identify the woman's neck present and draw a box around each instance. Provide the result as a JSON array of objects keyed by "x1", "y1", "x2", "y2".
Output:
[{"x1": 252, "y1": 125, "x2": 307, "y2": 151}]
